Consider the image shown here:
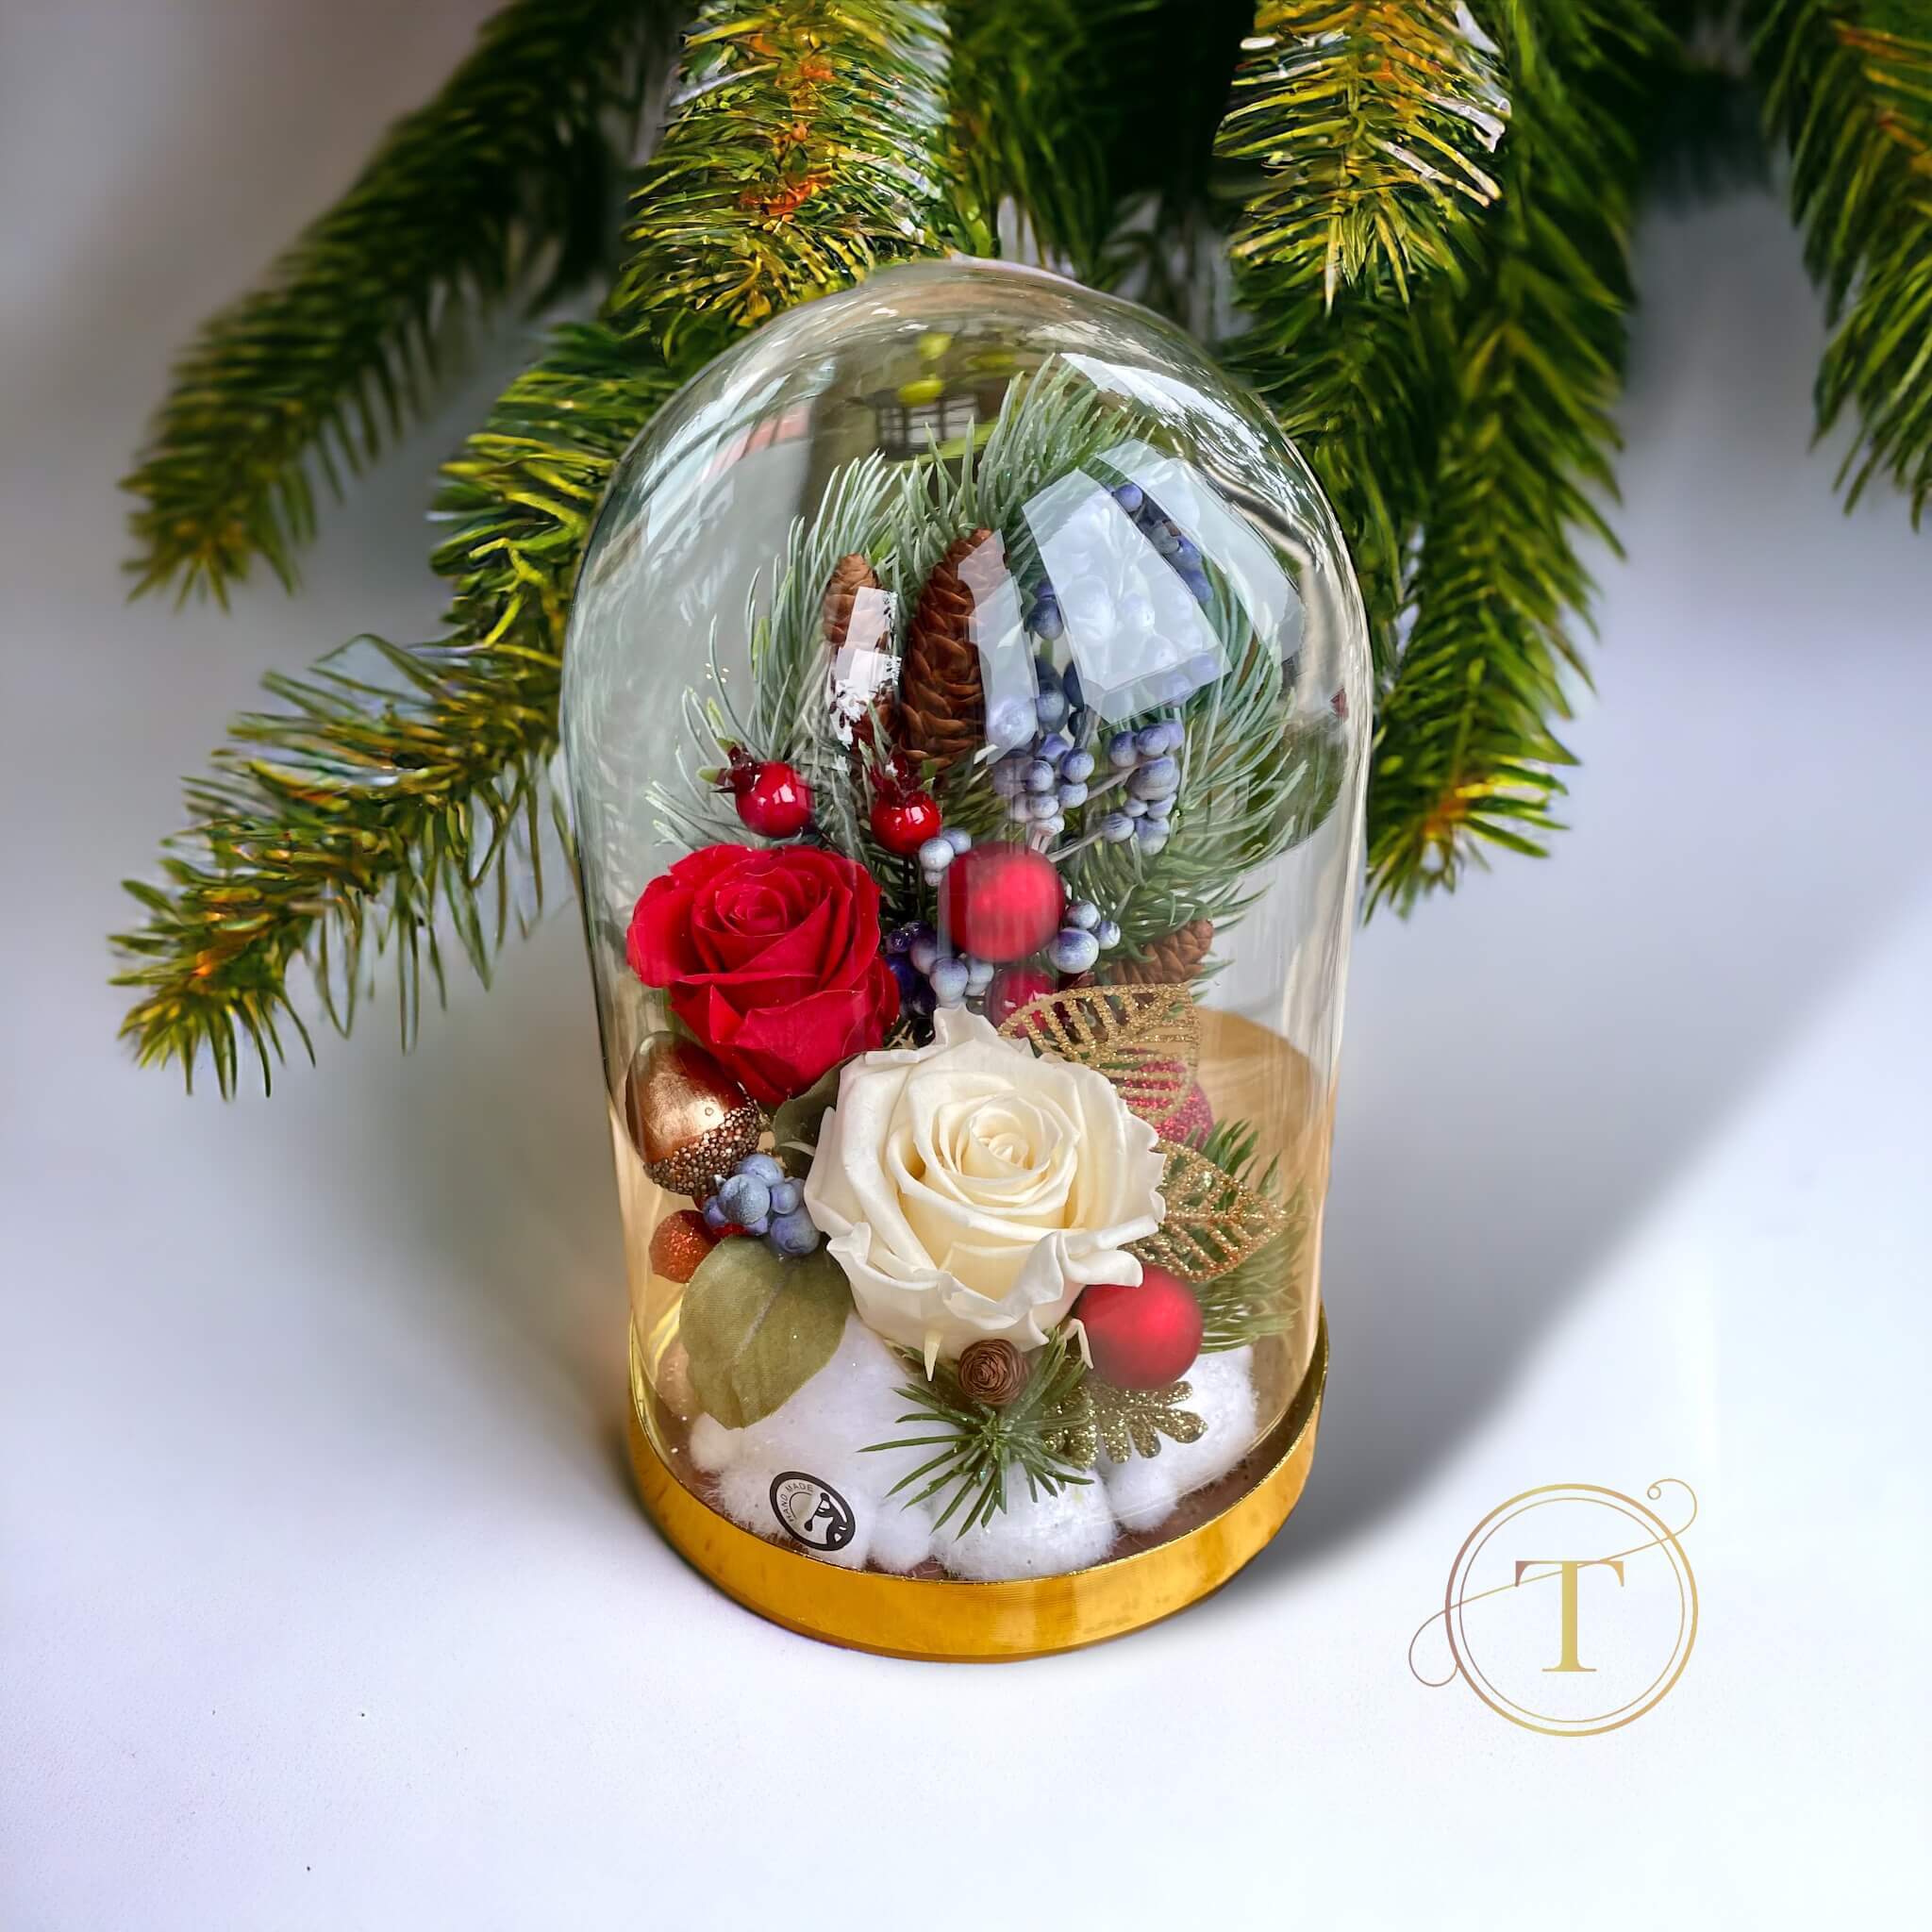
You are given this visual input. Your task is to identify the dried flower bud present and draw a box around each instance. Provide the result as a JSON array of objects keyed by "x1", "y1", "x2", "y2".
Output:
[{"x1": 958, "y1": 1338, "x2": 1026, "y2": 1408}]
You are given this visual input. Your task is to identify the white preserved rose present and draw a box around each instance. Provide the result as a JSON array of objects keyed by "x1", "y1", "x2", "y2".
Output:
[{"x1": 802, "y1": 1008, "x2": 1167, "y2": 1366}]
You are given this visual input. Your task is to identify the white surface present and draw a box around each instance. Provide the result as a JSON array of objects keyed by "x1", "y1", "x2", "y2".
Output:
[{"x1": 4, "y1": 5, "x2": 1930, "y2": 1925}]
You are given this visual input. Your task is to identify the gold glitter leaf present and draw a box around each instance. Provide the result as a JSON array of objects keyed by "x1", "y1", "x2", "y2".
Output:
[
  {"x1": 1134, "y1": 1140, "x2": 1289, "y2": 1281},
  {"x1": 1089, "y1": 1379, "x2": 1207, "y2": 1462},
  {"x1": 1041, "y1": 1389, "x2": 1099, "y2": 1472},
  {"x1": 997, "y1": 983, "x2": 1199, "y2": 1124}
]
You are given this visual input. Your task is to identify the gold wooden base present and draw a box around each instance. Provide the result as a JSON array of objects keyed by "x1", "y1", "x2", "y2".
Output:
[{"x1": 626, "y1": 1315, "x2": 1327, "y2": 1661}]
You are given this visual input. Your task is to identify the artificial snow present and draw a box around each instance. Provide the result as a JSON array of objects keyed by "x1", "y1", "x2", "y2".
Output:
[
  {"x1": 941, "y1": 1468, "x2": 1118, "y2": 1582},
  {"x1": 688, "y1": 1315, "x2": 939, "y2": 1574},
  {"x1": 1100, "y1": 1344, "x2": 1259, "y2": 1532},
  {"x1": 689, "y1": 1318, "x2": 1261, "y2": 1576}
]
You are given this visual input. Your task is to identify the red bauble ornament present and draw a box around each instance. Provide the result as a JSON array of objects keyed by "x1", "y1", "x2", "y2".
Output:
[
  {"x1": 870, "y1": 791, "x2": 942, "y2": 856},
  {"x1": 1150, "y1": 1074, "x2": 1214, "y2": 1145},
  {"x1": 728, "y1": 754, "x2": 812, "y2": 839},
  {"x1": 648, "y1": 1208, "x2": 717, "y2": 1284},
  {"x1": 1076, "y1": 1266, "x2": 1204, "y2": 1390},
  {"x1": 984, "y1": 963, "x2": 1056, "y2": 1027},
  {"x1": 943, "y1": 845, "x2": 1064, "y2": 962}
]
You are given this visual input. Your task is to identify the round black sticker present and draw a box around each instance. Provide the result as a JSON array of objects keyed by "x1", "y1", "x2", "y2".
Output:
[{"x1": 769, "y1": 1472, "x2": 857, "y2": 1552}]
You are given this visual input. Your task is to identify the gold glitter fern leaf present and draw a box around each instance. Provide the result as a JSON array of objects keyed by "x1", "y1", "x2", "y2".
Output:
[
  {"x1": 997, "y1": 982, "x2": 1199, "y2": 1125},
  {"x1": 1135, "y1": 1141, "x2": 1289, "y2": 1281}
]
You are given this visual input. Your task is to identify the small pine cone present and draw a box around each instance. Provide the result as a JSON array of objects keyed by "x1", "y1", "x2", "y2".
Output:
[
  {"x1": 822, "y1": 552, "x2": 878, "y2": 650},
  {"x1": 1108, "y1": 918, "x2": 1214, "y2": 988},
  {"x1": 896, "y1": 528, "x2": 992, "y2": 768},
  {"x1": 958, "y1": 1339, "x2": 1026, "y2": 1408}
]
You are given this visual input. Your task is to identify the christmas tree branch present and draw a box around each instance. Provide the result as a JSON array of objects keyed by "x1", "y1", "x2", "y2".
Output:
[
  {"x1": 115, "y1": 0, "x2": 961, "y2": 1091},
  {"x1": 1363, "y1": 1, "x2": 1665, "y2": 910},
  {"x1": 947, "y1": 0, "x2": 1161, "y2": 273},
  {"x1": 1221, "y1": 2, "x2": 1509, "y2": 309},
  {"x1": 122, "y1": 0, "x2": 682, "y2": 606},
  {"x1": 1755, "y1": 0, "x2": 1932, "y2": 520}
]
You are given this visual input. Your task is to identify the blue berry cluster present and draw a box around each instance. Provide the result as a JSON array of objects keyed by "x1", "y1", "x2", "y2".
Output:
[
  {"x1": 1095, "y1": 718, "x2": 1183, "y2": 858},
  {"x1": 1049, "y1": 898, "x2": 1123, "y2": 975},
  {"x1": 886, "y1": 921, "x2": 995, "y2": 1011},
  {"x1": 988, "y1": 720, "x2": 1096, "y2": 844},
  {"x1": 1108, "y1": 480, "x2": 1212, "y2": 604},
  {"x1": 914, "y1": 824, "x2": 974, "y2": 890},
  {"x1": 702, "y1": 1151, "x2": 822, "y2": 1258}
]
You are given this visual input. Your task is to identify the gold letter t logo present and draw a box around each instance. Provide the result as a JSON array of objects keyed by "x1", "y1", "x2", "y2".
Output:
[{"x1": 1515, "y1": 1558, "x2": 1626, "y2": 1673}]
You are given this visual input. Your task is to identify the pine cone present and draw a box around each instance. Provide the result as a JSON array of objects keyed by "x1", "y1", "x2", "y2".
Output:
[
  {"x1": 958, "y1": 1339, "x2": 1026, "y2": 1408},
  {"x1": 896, "y1": 528, "x2": 991, "y2": 767},
  {"x1": 1108, "y1": 918, "x2": 1214, "y2": 988},
  {"x1": 822, "y1": 552, "x2": 878, "y2": 650}
]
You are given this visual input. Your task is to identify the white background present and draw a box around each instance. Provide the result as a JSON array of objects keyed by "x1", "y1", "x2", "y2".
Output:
[{"x1": 4, "y1": 4, "x2": 1929, "y2": 1924}]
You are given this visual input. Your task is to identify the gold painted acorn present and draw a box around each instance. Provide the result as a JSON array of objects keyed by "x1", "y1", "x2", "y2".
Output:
[{"x1": 625, "y1": 1038, "x2": 764, "y2": 1198}]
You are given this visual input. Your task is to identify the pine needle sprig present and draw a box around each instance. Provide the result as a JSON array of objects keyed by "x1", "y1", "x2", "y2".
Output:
[
  {"x1": 947, "y1": 0, "x2": 1162, "y2": 273},
  {"x1": 1180, "y1": 1111, "x2": 1306, "y2": 1349},
  {"x1": 863, "y1": 1332, "x2": 1094, "y2": 1537},
  {"x1": 607, "y1": 1, "x2": 958, "y2": 340},
  {"x1": 1221, "y1": 2, "x2": 1510, "y2": 309},
  {"x1": 1238, "y1": 284, "x2": 1452, "y2": 671},
  {"x1": 1193, "y1": 1192, "x2": 1309, "y2": 1350},
  {"x1": 1362, "y1": 0, "x2": 1664, "y2": 911},
  {"x1": 1756, "y1": 0, "x2": 1932, "y2": 519},
  {"x1": 122, "y1": 0, "x2": 681, "y2": 605},
  {"x1": 115, "y1": 0, "x2": 961, "y2": 1091}
]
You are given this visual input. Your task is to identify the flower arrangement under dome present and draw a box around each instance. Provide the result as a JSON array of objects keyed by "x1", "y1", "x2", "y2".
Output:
[{"x1": 603, "y1": 352, "x2": 1343, "y2": 1582}]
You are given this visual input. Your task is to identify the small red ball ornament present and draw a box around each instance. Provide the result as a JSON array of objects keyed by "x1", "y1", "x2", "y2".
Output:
[
  {"x1": 984, "y1": 963, "x2": 1056, "y2": 1027},
  {"x1": 943, "y1": 845, "x2": 1064, "y2": 962},
  {"x1": 1076, "y1": 1266, "x2": 1204, "y2": 1390},
  {"x1": 870, "y1": 790, "x2": 942, "y2": 856},
  {"x1": 724, "y1": 748, "x2": 813, "y2": 838},
  {"x1": 649, "y1": 1208, "x2": 717, "y2": 1284}
]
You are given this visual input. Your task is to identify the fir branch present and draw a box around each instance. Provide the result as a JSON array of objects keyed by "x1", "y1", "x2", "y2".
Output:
[
  {"x1": 1221, "y1": 2, "x2": 1509, "y2": 309},
  {"x1": 863, "y1": 1333, "x2": 1094, "y2": 1536},
  {"x1": 1756, "y1": 0, "x2": 1932, "y2": 519},
  {"x1": 1183, "y1": 1114, "x2": 1307, "y2": 1350},
  {"x1": 1193, "y1": 1221, "x2": 1304, "y2": 1351},
  {"x1": 1235, "y1": 284, "x2": 1451, "y2": 667},
  {"x1": 115, "y1": 0, "x2": 961, "y2": 1091},
  {"x1": 947, "y1": 0, "x2": 1161, "y2": 273},
  {"x1": 607, "y1": 1, "x2": 958, "y2": 338},
  {"x1": 123, "y1": 0, "x2": 681, "y2": 605},
  {"x1": 1363, "y1": 0, "x2": 1665, "y2": 911},
  {"x1": 113, "y1": 325, "x2": 667, "y2": 1093}
]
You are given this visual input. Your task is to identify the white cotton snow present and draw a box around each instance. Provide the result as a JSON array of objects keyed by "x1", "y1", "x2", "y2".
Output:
[
  {"x1": 941, "y1": 1468, "x2": 1119, "y2": 1581},
  {"x1": 1100, "y1": 1345, "x2": 1259, "y2": 1533},
  {"x1": 689, "y1": 1314, "x2": 939, "y2": 1574},
  {"x1": 689, "y1": 1323, "x2": 1263, "y2": 1575}
]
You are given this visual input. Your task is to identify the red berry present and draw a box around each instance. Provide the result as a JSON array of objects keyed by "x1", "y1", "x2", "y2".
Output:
[
  {"x1": 648, "y1": 1208, "x2": 717, "y2": 1285},
  {"x1": 942, "y1": 845, "x2": 1064, "y2": 962},
  {"x1": 870, "y1": 791, "x2": 942, "y2": 856},
  {"x1": 1076, "y1": 1266, "x2": 1204, "y2": 1390},
  {"x1": 984, "y1": 964, "x2": 1057, "y2": 1027},
  {"x1": 735, "y1": 760, "x2": 812, "y2": 839}
]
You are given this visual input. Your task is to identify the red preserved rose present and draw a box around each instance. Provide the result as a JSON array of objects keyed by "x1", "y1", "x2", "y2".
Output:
[{"x1": 625, "y1": 843, "x2": 899, "y2": 1105}]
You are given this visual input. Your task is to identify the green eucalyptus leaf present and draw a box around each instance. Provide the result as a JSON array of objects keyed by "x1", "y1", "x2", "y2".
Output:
[
  {"x1": 679, "y1": 1241, "x2": 852, "y2": 1431},
  {"x1": 770, "y1": 1066, "x2": 843, "y2": 1159}
]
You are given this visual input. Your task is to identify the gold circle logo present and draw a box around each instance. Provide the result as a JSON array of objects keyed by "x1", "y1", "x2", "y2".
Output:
[{"x1": 1413, "y1": 1480, "x2": 1698, "y2": 1737}]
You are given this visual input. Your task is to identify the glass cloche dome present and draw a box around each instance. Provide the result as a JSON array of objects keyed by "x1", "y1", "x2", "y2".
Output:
[{"x1": 561, "y1": 260, "x2": 1369, "y2": 1657}]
